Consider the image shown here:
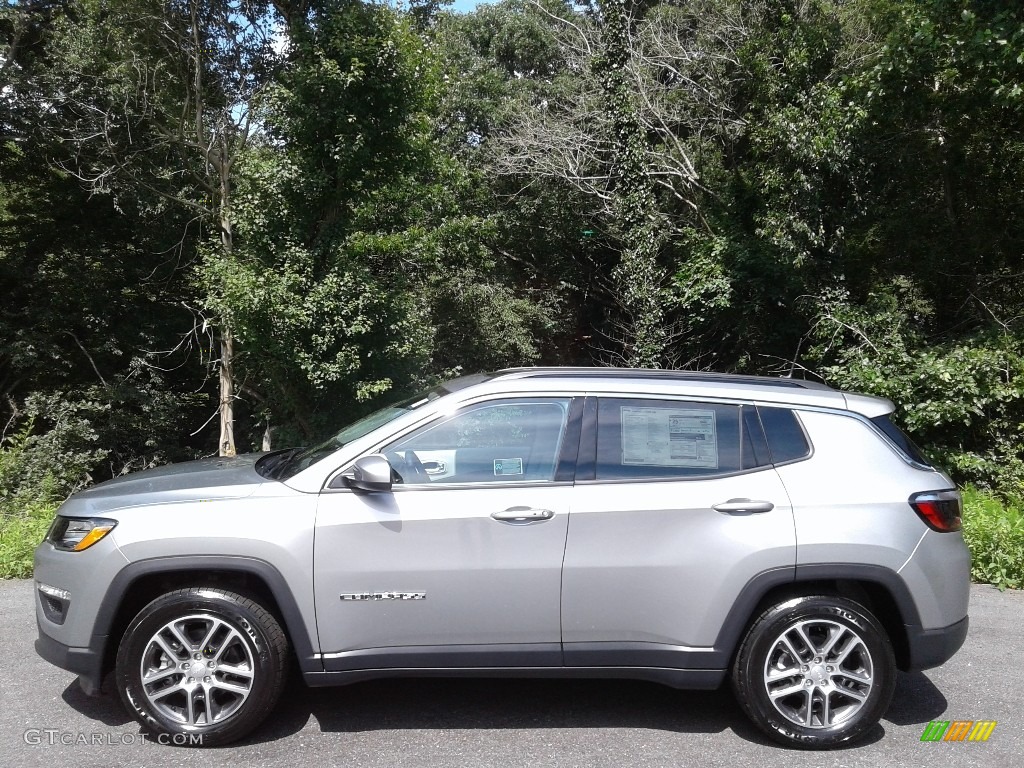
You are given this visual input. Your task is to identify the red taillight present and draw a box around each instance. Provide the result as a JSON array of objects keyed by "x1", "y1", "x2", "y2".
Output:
[{"x1": 909, "y1": 490, "x2": 962, "y2": 532}]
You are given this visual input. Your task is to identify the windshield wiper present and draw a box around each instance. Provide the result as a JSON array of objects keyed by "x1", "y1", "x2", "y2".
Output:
[{"x1": 256, "y1": 447, "x2": 304, "y2": 480}]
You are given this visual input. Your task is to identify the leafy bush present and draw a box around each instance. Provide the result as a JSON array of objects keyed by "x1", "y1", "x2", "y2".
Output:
[
  {"x1": 0, "y1": 499, "x2": 57, "y2": 579},
  {"x1": 805, "y1": 281, "x2": 1024, "y2": 495},
  {"x1": 961, "y1": 486, "x2": 1024, "y2": 591},
  {"x1": 0, "y1": 394, "x2": 113, "y2": 578}
]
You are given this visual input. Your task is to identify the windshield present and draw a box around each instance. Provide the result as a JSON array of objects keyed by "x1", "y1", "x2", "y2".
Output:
[{"x1": 267, "y1": 387, "x2": 444, "y2": 480}]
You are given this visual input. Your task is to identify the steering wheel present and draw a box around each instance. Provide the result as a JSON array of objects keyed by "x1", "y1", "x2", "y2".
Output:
[{"x1": 387, "y1": 450, "x2": 430, "y2": 485}]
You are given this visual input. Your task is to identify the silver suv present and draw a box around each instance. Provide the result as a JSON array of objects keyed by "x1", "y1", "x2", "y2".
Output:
[{"x1": 33, "y1": 368, "x2": 970, "y2": 749}]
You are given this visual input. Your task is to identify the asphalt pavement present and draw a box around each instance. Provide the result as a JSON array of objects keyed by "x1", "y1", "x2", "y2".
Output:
[{"x1": 1, "y1": 579, "x2": 1019, "y2": 768}]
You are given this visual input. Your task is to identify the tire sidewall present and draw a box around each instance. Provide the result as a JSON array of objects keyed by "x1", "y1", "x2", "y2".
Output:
[
  {"x1": 738, "y1": 596, "x2": 896, "y2": 749},
  {"x1": 116, "y1": 589, "x2": 282, "y2": 746}
]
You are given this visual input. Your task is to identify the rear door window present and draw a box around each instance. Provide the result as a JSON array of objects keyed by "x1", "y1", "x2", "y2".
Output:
[{"x1": 594, "y1": 399, "x2": 746, "y2": 480}]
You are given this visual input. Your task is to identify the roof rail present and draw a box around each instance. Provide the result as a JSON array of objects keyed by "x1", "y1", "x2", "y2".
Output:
[{"x1": 490, "y1": 367, "x2": 833, "y2": 391}]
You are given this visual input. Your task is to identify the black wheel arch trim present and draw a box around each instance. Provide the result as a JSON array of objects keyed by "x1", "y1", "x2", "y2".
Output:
[
  {"x1": 711, "y1": 563, "x2": 925, "y2": 668},
  {"x1": 792, "y1": 563, "x2": 922, "y2": 624},
  {"x1": 89, "y1": 555, "x2": 320, "y2": 677}
]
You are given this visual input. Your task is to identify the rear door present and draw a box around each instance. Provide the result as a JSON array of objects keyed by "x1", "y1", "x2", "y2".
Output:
[{"x1": 561, "y1": 396, "x2": 796, "y2": 668}]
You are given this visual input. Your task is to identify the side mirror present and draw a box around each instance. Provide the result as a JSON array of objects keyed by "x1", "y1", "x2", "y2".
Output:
[{"x1": 335, "y1": 454, "x2": 393, "y2": 493}]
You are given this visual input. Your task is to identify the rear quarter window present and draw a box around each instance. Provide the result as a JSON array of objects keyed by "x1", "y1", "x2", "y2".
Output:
[
  {"x1": 869, "y1": 414, "x2": 932, "y2": 466},
  {"x1": 758, "y1": 407, "x2": 811, "y2": 464}
]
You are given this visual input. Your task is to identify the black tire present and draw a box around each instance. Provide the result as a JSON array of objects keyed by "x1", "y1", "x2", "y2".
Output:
[
  {"x1": 731, "y1": 595, "x2": 896, "y2": 749},
  {"x1": 115, "y1": 587, "x2": 289, "y2": 747}
]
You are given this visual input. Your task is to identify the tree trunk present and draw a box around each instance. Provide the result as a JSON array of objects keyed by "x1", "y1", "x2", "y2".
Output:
[
  {"x1": 217, "y1": 159, "x2": 237, "y2": 457},
  {"x1": 599, "y1": 0, "x2": 667, "y2": 368},
  {"x1": 218, "y1": 325, "x2": 236, "y2": 456}
]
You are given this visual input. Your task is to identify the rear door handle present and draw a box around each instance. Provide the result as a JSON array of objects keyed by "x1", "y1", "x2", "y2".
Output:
[
  {"x1": 712, "y1": 499, "x2": 775, "y2": 514},
  {"x1": 491, "y1": 507, "x2": 555, "y2": 524}
]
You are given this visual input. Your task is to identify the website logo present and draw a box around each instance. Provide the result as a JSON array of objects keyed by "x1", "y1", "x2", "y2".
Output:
[{"x1": 920, "y1": 720, "x2": 997, "y2": 742}]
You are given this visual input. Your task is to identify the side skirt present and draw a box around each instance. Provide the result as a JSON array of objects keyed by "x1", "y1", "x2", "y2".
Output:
[{"x1": 303, "y1": 666, "x2": 725, "y2": 690}]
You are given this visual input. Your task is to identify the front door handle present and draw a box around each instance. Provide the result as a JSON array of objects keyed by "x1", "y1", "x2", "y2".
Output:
[
  {"x1": 712, "y1": 498, "x2": 775, "y2": 514},
  {"x1": 491, "y1": 507, "x2": 555, "y2": 524}
]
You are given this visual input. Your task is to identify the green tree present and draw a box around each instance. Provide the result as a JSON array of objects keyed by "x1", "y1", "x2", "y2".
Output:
[{"x1": 28, "y1": 0, "x2": 280, "y2": 456}]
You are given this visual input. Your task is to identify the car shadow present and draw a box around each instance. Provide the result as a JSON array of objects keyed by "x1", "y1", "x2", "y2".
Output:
[
  {"x1": 236, "y1": 675, "x2": 886, "y2": 750},
  {"x1": 63, "y1": 670, "x2": 912, "y2": 749},
  {"x1": 61, "y1": 676, "x2": 134, "y2": 727},
  {"x1": 883, "y1": 672, "x2": 948, "y2": 726}
]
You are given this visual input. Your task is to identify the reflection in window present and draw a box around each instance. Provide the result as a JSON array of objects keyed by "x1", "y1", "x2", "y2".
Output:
[{"x1": 385, "y1": 399, "x2": 571, "y2": 484}]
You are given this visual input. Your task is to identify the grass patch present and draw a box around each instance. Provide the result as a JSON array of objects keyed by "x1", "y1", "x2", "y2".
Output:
[
  {"x1": 0, "y1": 501, "x2": 58, "y2": 579},
  {"x1": 961, "y1": 486, "x2": 1024, "y2": 590}
]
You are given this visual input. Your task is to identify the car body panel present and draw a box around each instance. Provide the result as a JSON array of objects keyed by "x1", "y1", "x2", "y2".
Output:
[
  {"x1": 67, "y1": 454, "x2": 266, "y2": 514},
  {"x1": 563, "y1": 468, "x2": 795, "y2": 650},
  {"x1": 314, "y1": 483, "x2": 572, "y2": 657},
  {"x1": 777, "y1": 410, "x2": 959, "y2": 611},
  {"x1": 33, "y1": 534, "x2": 131, "y2": 650}
]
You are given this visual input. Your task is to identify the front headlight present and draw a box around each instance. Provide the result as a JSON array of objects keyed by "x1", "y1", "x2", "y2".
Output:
[{"x1": 46, "y1": 517, "x2": 117, "y2": 552}]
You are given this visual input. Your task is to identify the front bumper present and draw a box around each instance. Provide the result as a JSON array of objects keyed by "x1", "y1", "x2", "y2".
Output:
[
  {"x1": 34, "y1": 619, "x2": 106, "y2": 695},
  {"x1": 905, "y1": 614, "x2": 969, "y2": 672}
]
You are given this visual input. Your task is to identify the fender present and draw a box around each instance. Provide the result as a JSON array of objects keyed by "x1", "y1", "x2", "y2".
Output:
[
  {"x1": 710, "y1": 563, "x2": 922, "y2": 663},
  {"x1": 89, "y1": 555, "x2": 320, "y2": 675}
]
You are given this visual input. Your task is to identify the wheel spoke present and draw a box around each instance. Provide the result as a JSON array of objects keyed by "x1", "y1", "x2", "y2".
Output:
[
  {"x1": 834, "y1": 684, "x2": 868, "y2": 702},
  {"x1": 766, "y1": 665, "x2": 799, "y2": 683},
  {"x1": 142, "y1": 665, "x2": 179, "y2": 684},
  {"x1": 153, "y1": 633, "x2": 184, "y2": 662},
  {"x1": 769, "y1": 681, "x2": 806, "y2": 700},
  {"x1": 184, "y1": 686, "x2": 198, "y2": 725},
  {"x1": 168, "y1": 622, "x2": 194, "y2": 653},
  {"x1": 832, "y1": 636, "x2": 863, "y2": 666},
  {"x1": 217, "y1": 662, "x2": 254, "y2": 679},
  {"x1": 821, "y1": 626, "x2": 847, "y2": 658},
  {"x1": 821, "y1": 690, "x2": 832, "y2": 726},
  {"x1": 149, "y1": 681, "x2": 185, "y2": 701},
  {"x1": 211, "y1": 679, "x2": 250, "y2": 696},
  {"x1": 213, "y1": 628, "x2": 241, "y2": 662},
  {"x1": 803, "y1": 689, "x2": 814, "y2": 726},
  {"x1": 794, "y1": 625, "x2": 817, "y2": 657},
  {"x1": 203, "y1": 687, "x2": 216, "y2": 725},
  {"x1": 198, "y1": 618, "x2": 223, "y2": 652},
  {"x1": 780, "y1": 635, "x2": 804, "y2": 665},
  {"x1": 833, "y1": 667, "x2": 871, "y2": 683}
]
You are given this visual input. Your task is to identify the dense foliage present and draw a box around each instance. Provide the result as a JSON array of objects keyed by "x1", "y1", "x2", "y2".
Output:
[{"x1": 2, "y1": 0, "x2": 1023, "y2": 549}]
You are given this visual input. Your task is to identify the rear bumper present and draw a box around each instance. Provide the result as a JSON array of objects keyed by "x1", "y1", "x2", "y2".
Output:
[
  {"x1": 905, "y1": 615, "x2": 969, "y2": 672},
  {"x1": 34, "y1": 620, "x2": 106, "y2": 695}
]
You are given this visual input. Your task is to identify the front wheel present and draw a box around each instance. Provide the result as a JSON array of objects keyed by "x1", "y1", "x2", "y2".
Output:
[
  {"x1": 731, "y1": 595, "x2": 896, "y2": 749},
  {"x1": 115, "y1": 587, "x2": 289, "y2": 746}
]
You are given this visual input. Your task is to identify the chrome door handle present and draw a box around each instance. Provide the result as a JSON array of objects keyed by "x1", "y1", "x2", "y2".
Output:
[
  {"x1": 712, "y1": 499, "x2": 775, "y2": 514},
  {"x1": 491, "y1": 507, "x2": 555, "y2": 524}
]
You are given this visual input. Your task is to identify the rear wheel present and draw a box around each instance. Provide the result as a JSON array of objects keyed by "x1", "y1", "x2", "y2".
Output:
[
  {"x1": 731, "y1": 595, "x2": 896, "y2": 749},
  {"x1": 115, "y1": 587, "x2": 288, "y2": 746}
]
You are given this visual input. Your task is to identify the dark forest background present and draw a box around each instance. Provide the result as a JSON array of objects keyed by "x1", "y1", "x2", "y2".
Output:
[{"x1": 2, "y1": 1, "x2": 1022, "y2": 546}]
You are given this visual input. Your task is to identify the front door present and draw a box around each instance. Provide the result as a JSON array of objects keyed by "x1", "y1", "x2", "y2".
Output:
[{"x1": 314, "y1": 396, "x2": 580, "y2": 671}]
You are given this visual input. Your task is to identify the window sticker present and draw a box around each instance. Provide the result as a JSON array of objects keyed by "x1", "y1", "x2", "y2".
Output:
[
  {"x1": 620, "y1": 407, "x2": 719, "y2": 468},
  {"x1": 494, "y1": 458, "x2": 524, "y2": 476}
]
